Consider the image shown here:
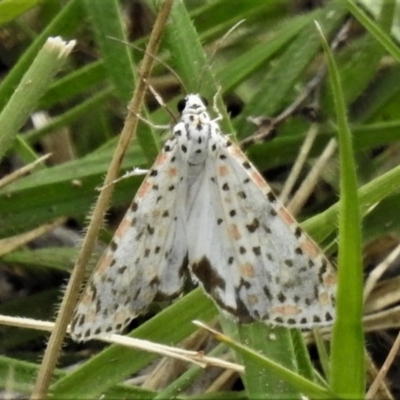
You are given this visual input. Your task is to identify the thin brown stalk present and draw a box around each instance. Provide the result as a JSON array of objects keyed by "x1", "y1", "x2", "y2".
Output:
[{"x1": 30, "y1": 1, "x2": 174, "y2": 398}]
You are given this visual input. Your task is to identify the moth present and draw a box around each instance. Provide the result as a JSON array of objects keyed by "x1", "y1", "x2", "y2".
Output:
[{"x1": 71, "y1": 94, "x2": 336, "y2": 341}]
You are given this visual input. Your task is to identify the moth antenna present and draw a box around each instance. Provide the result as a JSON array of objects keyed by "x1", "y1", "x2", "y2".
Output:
[
  {"x1": 107, "y1": 36, "x2": 187, "y2": 93},
  {"x1": 196, "y1": 19, "x2": 246, "y2": 93},
  {"x1": 208, "y1": 19, "x2": 246, "y2": 62},
  {"x1": 145, "y1": 80, "x2": 178, "y2": 123}
]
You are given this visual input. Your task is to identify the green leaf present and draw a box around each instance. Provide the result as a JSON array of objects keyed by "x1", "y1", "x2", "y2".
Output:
[
  {"x1": 0, "y1": 0, "x2": 42, "y2": 26},
  {"x1": 317, "y1": 22, "x2": 364, "y2": 398}
]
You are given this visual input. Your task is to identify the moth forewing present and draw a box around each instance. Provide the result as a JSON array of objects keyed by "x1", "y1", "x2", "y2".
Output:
[{"x1": 71, "y1": 94, "x2": 336, "y2": 341}]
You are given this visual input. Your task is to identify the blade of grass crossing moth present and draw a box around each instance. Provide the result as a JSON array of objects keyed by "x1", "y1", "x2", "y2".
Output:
[
  {"x1": 316, "y1": 22, "x2": 364, "y2": 398},
  {"x1": 51, "y1": 289, "x2": 216, "y2": 399}
]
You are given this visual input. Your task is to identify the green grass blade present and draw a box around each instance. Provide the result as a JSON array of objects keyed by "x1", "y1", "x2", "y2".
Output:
[
  {"x1": 0, "y1": 0, "x2": 84, "y2": 110},
  {"x1": 304, "y1": 160, "x2": 400, "y2": 244},
  {"x1": 0, "y1": 0, "x2": 41, "y2": 26},
  {"x1": 0, "y1": 355, "x2": 159, "y2": 399},
  {"x1": 0, "y1": 38, "x2": 75, "y2": 160},
  {"x1": 83, "y1": 0, "x2": 135, "y2": 104},
  {"x1": 204, "y1": 325, "x2": 340, "y2": 399},
  {"x1": 316, "y1": 23, "x2": 364, "y2": 398},
  {"x1": 217, "y1": 11, "x2": 317, "y2": 92},
  {"x1": 343, "y1": 0, "x2": 400, "y2": 64}
]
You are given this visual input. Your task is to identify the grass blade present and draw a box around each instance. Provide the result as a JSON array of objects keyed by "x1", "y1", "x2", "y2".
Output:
[{"x1": 316, "y1": 22, "x2": 365, "y2": 398}]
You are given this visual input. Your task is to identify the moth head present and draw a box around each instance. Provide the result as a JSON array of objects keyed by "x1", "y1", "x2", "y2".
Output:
[{"x1": 177, "y1": 94, "x2": 208, "y2": 115}]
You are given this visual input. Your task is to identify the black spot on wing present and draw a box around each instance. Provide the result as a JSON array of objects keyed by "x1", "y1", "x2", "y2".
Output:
[
  {"x1": 284, "y1": 259, "x2": 293, "y2": 267},
  {"x1": 191, "y1": 256, "x2": 225, "y2": 292},
  {"x1": 246, "y1": 218, "x2": 259, "y2": 233},
  {"x1": 277, "y1": 292, "x2": 286, "y2": 302},
  {"x1": 266, "y1": 192, "x2": 275, "y2": 203},
  {"x1": 118, "y1": 266, "x2": 127, "y2": 274},
  {"x1": 325, "y1": 312, "x2": 334, "y2": 321},
  {"x1": 318, "y1": 260, "x2": 328, "y2": 282},
  {"x1": 295, "y1": 247, "x2": 303, "y2": 255}
]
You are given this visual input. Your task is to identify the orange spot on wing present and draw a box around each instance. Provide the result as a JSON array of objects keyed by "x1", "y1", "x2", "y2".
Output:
[
  {"x1": 300, "y1": 240, "x2": 319, "y2": 258},
  {"x1": 323, "y1": 273, "x2": 336, "y2": 287},
  {"x1": 250, "y1": 171, "x2": 268, "y2": 189},
  {"x1": 154, "y1": 152, "x2": 168, "y2": 166},
  {"x1": 277, "y1": 207, "x2": 295, "y2": 225},
  {"x1": 115, "y1": 216, "x2": 132, "y2": 237},
  {"x1": 168, "y1": 167, "x2": 178, "y2": 177},
  {"x1": 85, "y1": 308, "x2": 96, "y2": 323},
  {"x1": 81, "y1": 291, "x2": 94, "y2": 306},
  {"x1": 137, "y1": 180, "x2": 152, "y2": 198},
  {"x1": 272, "y1": 305, "x2": 302, "y2": 315},
  {"x1": 97, "y1": 252, "x2": 114, "y2": 274},
  {"x1": 219, "y1": 165, "x2": 229, "y2": 176},
  {"x1": 228, "y1": 224, "x2": 241, "y2": 240},
  {"x1": 241, "y1": 263, "x2": 255, "y2": 277},
  {"x1": 114, "y1": 310, "x2": 129, "y2": 324},
  {"x1": 318, "y1": 291, "x2": 331, "y2": 306},
  {"x1": 229, "y1": 145, "x2": 244, "y2": 158}
]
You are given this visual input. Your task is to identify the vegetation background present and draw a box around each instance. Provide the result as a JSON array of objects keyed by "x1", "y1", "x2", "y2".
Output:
[{"x1": 1, "y1": 0, "x2": 400, "y2": 398}]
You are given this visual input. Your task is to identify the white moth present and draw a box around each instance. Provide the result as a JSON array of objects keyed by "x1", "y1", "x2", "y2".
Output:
[{"x1": 71, "y1": 94, "x2": 336, "y2": 341}]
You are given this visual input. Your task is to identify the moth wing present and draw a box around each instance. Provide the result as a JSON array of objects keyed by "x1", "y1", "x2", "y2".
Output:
[
  {"x1": 187, "y1": 133, "x2": 336, "y2": 327},
  {"x1": 71, "y1": 139, "x2": 189, "y2": 341}
]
